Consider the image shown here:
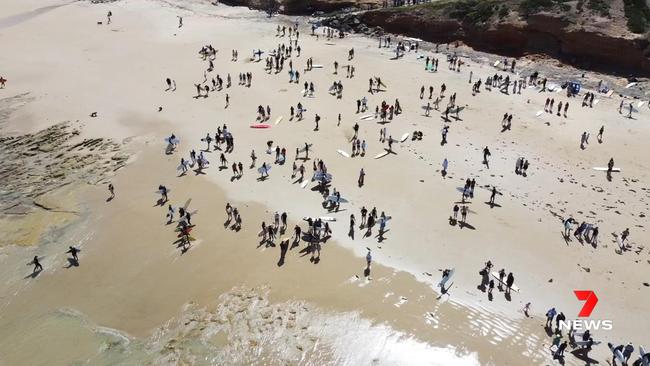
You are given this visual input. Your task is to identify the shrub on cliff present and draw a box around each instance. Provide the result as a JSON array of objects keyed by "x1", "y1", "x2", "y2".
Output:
[{"x1": 623, "y1": 0, "x2": 650, "y2": 33}]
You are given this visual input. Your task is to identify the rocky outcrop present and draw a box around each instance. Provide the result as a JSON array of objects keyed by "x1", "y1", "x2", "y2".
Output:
[
  {"x1": 326, "y1": 11, "x2": 650, "y2": 76},
  {"x1": 220, "y1": 0, "x2": 650, "y2": 76}
]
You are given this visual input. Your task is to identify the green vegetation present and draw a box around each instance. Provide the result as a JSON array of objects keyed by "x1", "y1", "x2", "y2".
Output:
[
  {"x1": 447, "y1": 0, "x2": 499, "y2": 25},
  {"x1": 623, "y1": 0, "x2": 650, "y2": 33},
  {"x1": 520, "y1": 0, "x2": 571, "y2": 16}
]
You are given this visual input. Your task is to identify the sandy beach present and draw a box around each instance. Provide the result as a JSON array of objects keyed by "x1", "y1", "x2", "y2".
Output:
[{"x1": 1, "y1": 0, "x2": 649, "y2": 365}]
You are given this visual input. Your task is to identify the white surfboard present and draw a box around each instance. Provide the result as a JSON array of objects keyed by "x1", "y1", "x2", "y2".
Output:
[
  {"x1": 320, "y1": 216, "x2": 336, "y2": 221},
  {"x1": 638, "y1": 101, "x2": 646, "y2": 108},
  {"x1": 608, "y1": 343, "x2": 626, "y2": 363},
  {"x1": 574, "y1": 339, "x2": 602, "y2": 347},
  {"x1": 300, "y1": 180, "x2": 310, "y2": 189},
  {"x1": 640, "y1": 346, "x2": 649, "y2": 366},
  {"x1": 593, "y1": 99, "x2": 600, "y2": 105},
  {"x1": 275, "y1": 116, "x2": 283, "y2": 125},
  {"x1": 438, "y1": 268, "x2": 455, "y2": 288},
  {"x1": 535, "y1": 110, "x2": 544, "y2": 117},
  {"x1": 625, "y1": 82, "x2": 637, "y2": 89},
  {"x1": 337, "y1": 149, "x2": 350, "y2": 158},
  {"x1": 592, "y1": 167, "x2": 621, "y2": 172},
  {"x1": 399, "y1": 133, "x2": 409, "y2": 142},
  {"x1": 605, "y1": 90, "x2": 614, "y2": 97},
  {"x1": 360, "y1": 114, "x2": 374, "y2": 120},
  {"x1": 374, "y1": 151, "x2": 389, "y2": 159},
  {"x1": 326, "y1": 195, "x2": 348, "y2": 203},
  {"x1": 493, "y1": 60, "x2": 500, "y2": 67},
  {"x1": 491, "y1": 271, "x2": 520, "y2": 292}
]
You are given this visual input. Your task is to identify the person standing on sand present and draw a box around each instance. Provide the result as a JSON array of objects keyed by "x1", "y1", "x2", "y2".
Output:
[
  {"x1": 349, "y1": 214, "x2": 355, "y2": 239},
  {"x1": 0, "y1": 76, "x2": 6, "y2": 88},
  {"x1": 108, "y1": 183, "x2": 115, "y2": 199},
  {"x1": 358, "y1": 168, "x2": 365, "y2": 187},
  {"x1": 452, "y1": 204, "x2": 459, "y2": 221},
  {"x1": 366, "y1": 248, "x2": 372, "y2": 270},
  {"x1": 460, "y1": 205, "x2": 468, "y2": 223},
  {"x1": 545, "y1": 307, "x2": 556, "y2": 328},
  {"x1": 107, "y1": 11, "x2": 112, "y2": 24},
  {"x1": 178, "y1": 16, "x2": 183, "y2": 28},
  {"x1": 523, "y1": 302, "x2": 531, "y2": 317},
  {"x1": 483, "y1": 146, "x2": 491, "y2": 166},
  {"x1": 505, "y1": 272, "x2": 514, "y2": 295}
]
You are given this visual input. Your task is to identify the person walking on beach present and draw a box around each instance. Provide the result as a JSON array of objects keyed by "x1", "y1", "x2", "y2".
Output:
[
  {"x1": 358, "y1": 168, "x2": 365, "y2": 187},
  {"x1": 489, "y1": 186, "x2": 498, "y2": 205},
  {"x1": 108, "y1": 183, "x2": 115, "y2": 199},
  {"x1": 30, "y1": 256, "x2": 43, "y2": 274},
  {"x1": 349, "y1": 214, "x2": 355, "y2": 238},
  {"x1": 460, "y1": 205, "x2": 468, "y2": 224},
  {"x1": 107, "y1": 11, "x2": 112, "y2": 24},
  {"x1": 483, "y1": 146, "x2": 491, "y2": 167},
  {"x1": 452, "y1": 204, "x2": 459, "y2": 221},
  {"x1": 66, "y1": 246, "x2": 80, "y2": 263}
]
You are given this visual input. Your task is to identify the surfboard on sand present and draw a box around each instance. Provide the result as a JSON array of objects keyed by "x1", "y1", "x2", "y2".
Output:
[
  {"x1": 592, "y1": 167, "x2": 621, "y2": 172},
  {"x1": 491, "y1": 271, "x2": 520, "y2": 292},
  {"x1": 360, "y1": 114, "x2": 375, "y2": 120},
  {"x1": 493, "y1": 60, "x2": 500, "y2": 67},
  {"x1": 399, "y1": 133, "x2": 409, "y2": 142},
  {"x1": 535, "y1": 110, "x2": 544, "y2": 117},
  {"x1": 300, "y1": 180, "x2": 310, "y2": 189},
  {"x1": 638, "y1": 101, "x2": 646, "y2": 108},
  {"x1": 625, "y1": 82, "x2": 637, "y2": 89},
  {"x1": 302, "y1": 216, "x2": 336, "y2": 222},
  {"x1": 574, "y1": 339, "x2": 602, "y2": 347},
  {"x1": 337, "y1": 149, "x2": 350, "y2": 158},
  {"x1": 250, "y1": 124, "x2": 271, "y2": 129},
  {"x1": 640, "y1": 346, "x2": 649, "y2": 366},
  {"x1": 593, "y1": 99, "x2": 600, "y2": 105},
  {"x1": 438, "y1": 268, "x2": 455, "y2": 288},
  {"x1": 327, "y1": 195, "x2": 348, "y2": 203},
  {"x1": 608, "y1": 343, "x2": 626, "y2": 364},
  {"x1": 312, "y1": 64, "x2": 324, "y2": 68},
  {"x1": 275, "y1": 116, "x2": 283, "y2": 125},
  {"x1": 374, "y1": 151, "x2": 389, "y2": 159}
]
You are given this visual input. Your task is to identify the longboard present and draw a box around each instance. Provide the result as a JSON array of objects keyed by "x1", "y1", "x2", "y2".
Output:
[
  {"x1": 592, "y1": 167, "x2": 621, "y2": 172},
  {"x1": 374, "y1": 151, "x2": 389, "y2": 159},
  {"x1": 300, "y1": 180, "x2": 310, "y2": 189},
  {"x1": 360, "y1": 114, "x2": 374, "y2": 120},
  {"x1": 535, "y1": 110, "x2": 544, "y2": 117},
  {"x1": 337, "y1": 149, "x2": 350, "y2": 158},
  {"x1": 312, "y1": 64, "x2": 323, "y2": 68},
  {"x1": 399, "y1": 133, "x2": 409, "y2": 142},
  {"x1": 638, "y1": 101, "x2": 646, "y2": 108},
  {"x1": 491, "y1": 271, "x2": 520, "y2": 292},
  {"x1": 250, "y1": 124, "x2": 271, "y2": 129},
  {"x1": 625, "y1": 82, "x2": 637, "y2": 89},
  {"x1": 438, "y1": 268, "x2": 455, "y2": 288},
  {"x1": 275, "y1": 116, "x2": 283, "y2": 125}
]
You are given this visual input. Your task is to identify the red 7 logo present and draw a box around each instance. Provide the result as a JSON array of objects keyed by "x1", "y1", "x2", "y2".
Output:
[{"x1": 574, "y1": 290, "x2": 598, "y2": 317}]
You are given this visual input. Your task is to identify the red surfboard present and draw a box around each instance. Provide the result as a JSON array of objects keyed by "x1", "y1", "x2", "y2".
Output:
[{"x1": 250, "y1": 124, "x2": 271, "y2": 129}]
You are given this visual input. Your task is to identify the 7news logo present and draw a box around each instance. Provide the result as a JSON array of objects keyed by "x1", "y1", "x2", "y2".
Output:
[{"x1": 558, "y1": 290, "x2": 613, "y2": 331}]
